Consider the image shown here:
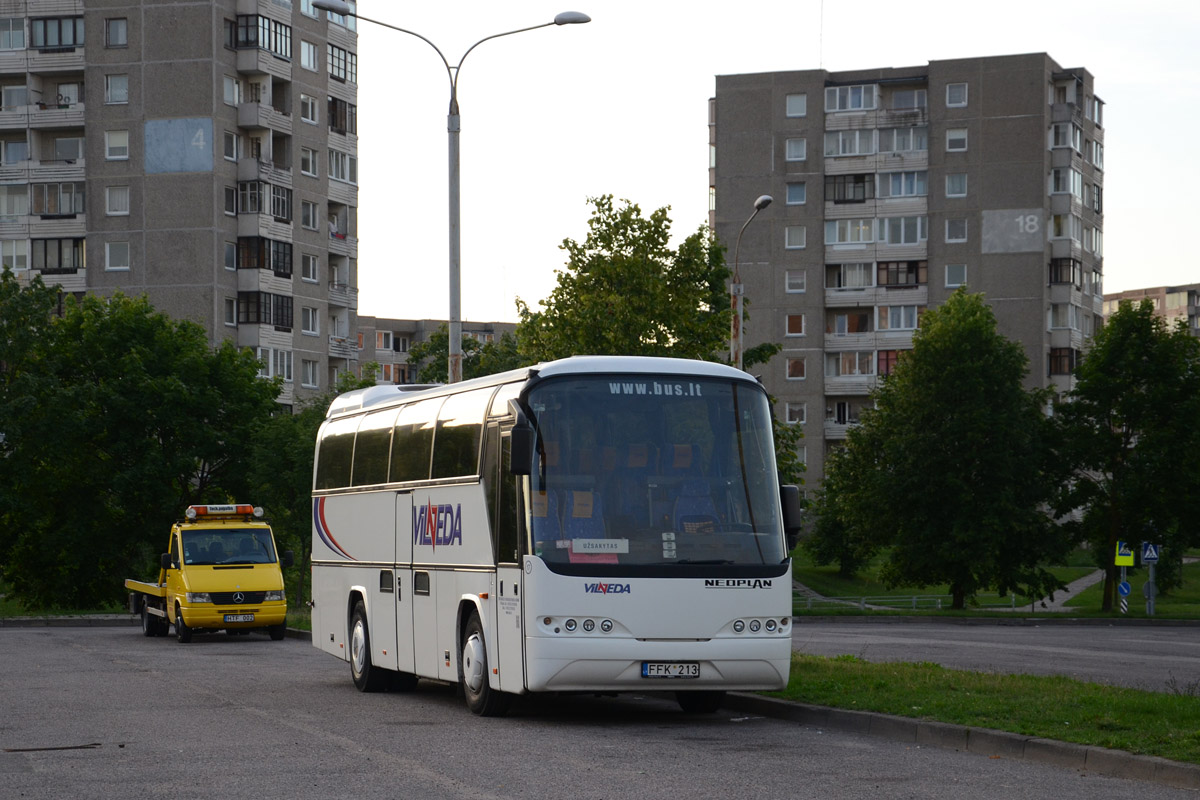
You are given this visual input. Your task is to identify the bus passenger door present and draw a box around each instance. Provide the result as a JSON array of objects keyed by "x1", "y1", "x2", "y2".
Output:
[
  {"x1": 490, "y1": 427, "x2": 525, "y2": 693},
  {"x1": 394, "y1": 491, "x2": 415, "y2": 676}
]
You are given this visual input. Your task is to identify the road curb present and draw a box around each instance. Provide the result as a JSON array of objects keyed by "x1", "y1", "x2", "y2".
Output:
[
  {"x1": 792, "y1": 615, "x2": 1200, "y2": 627},
  {"x1": 723, "y1": 692, "x2": 1200, "y2": 791}
]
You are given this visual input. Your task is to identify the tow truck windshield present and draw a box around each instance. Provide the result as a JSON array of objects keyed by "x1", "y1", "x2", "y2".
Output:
[{"x1": 181, "y1": 529, "x2": 279, "y2": 566}]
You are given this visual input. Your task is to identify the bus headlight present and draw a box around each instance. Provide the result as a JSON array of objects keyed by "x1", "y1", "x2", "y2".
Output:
[
  {"x1": 733, "y1": 620, "x2": 745, "y2": 633},
  {"x1": 582, "y1": 619, "x2": 595, "y2": 632},
  {"x1": 564, "y1": 619, "x2": 577, "y2": 632},
  {"x1": 749, "y1": 620, "x2": 762, "y2": 632},
  {"x1": 600, "y1": 619, "x2": 613, "y2": 633},
  {"x1": 185, "y1": 592, "x2": 212, "y2": 603},
  {"x1": 264, "y1": 590, "x2": 285, "y2": 602}
]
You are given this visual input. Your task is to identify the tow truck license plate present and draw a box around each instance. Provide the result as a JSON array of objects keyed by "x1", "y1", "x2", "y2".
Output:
[
  {"x1": 642, "y1": 661, "x2": 699, "y2": 678},
  {"x1": 224, "y1": 614, "x2": 255, "y2": 623}
]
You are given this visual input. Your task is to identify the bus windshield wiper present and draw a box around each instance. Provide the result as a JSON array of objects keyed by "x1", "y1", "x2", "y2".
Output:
[{"x1": 674, "y1": 559, "x2": 735, "y2": 565}]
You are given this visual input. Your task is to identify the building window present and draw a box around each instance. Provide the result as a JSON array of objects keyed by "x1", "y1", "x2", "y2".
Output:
[
  {"x1": 2, "y1": 83, "x2": 27, "y2": 109},
  {"x1": 785, "y1": 270, "x2": 806, "y2": 293},
  {"x1": 105, "y1": 241, "x2": 130, "y2": 271},
  {"x1": 1050, "y1": 123, "x2": 1082, "y2": 152},
  {"x1": 223, "y1": 131, "x2": 240, "y2": 161},
  {"x1": 105, "y1": 74, "x2": 129, "y2": 104},
  {"x1": 945, "y1": 218, "x2": 967, "y2": 243},
  {"x1": 239, "y1": 292, "x2": 293, "y2": 330},
  {"x1": 829, "y1": 310, "x2": 870, "y2": 335},
  {"x1": 878, "y1": 305, "x2": 920, "y2": 331},
  {"x1": 31, "y1": 17, "x2": 84, "y2": 50},
  {"x1": 784, "y1": 138, "x2": 806, "y2": 161},
  {"x1": 825, "y1": 84, "x2": 876, "y2": 112},
  {"x1": 825, "y1": 262, "x2": 873, "y2": 289},
  {"x1": 786, "y1": 357, "x2": 806, "y2": 380},
  {"x1": 877, "y1": 260, "x2": 927, "y2": 287},
  {"x1": 824, "y1": 129, "x2": 874, "y2": 157},
  {"x1": 300, "y1": 94, "x2": 318, "y2": 124},
  {"x1": 327, "y1": 43, "x2": 356, "y2": 82},
  {"x1": 946, "y1": 82, "x2": 967, "y2": 107},
  {"x1": 224, "y1": 297, "x2": 237, "y2": 326},
  {"x1": 238, "y1": 181, "x2": 264, "y2": 214},
  {"x1": 274, "y1": 350, "x2": 293, "y2": 382},
  {"x1": 2, "y1": 138, "x2": 29, "y2": 165},
  {"x1": 878, "y1": 349, "x2": 902, "y2": 377},
  {"x1": 302, "y1": 253, "x2": 318, "y2": 282},
  {"x1": 0, "y1": 18, "x2": 25, "y2": 51},
  {"x1": 786, "y1": 402, "x2": 806, "y2": 424},
  {"x1": 105, "y1": 186, "x2": 129, "y2": 216},
  {"x1": 1051, "y1": 213, "x2": 1082, "y2": 243},
  {"x1": 300, "y1": 147, "x2": 317, "y2": 176},
  {"x1": 301, "y1": 40, "x2": 318, "y2": 70},
  {"x1": 785, "y1": 92, "x2": 807, "y2": 117},
  {"x1": 785, "y1": 314, "x2": 805, "y2": 337},
  {"x1": 946, "y1": 128, "x2": 967, "y2": 152},
  {"x1": 825, "y1": 219, "x2": 874, "y2": 245},
  {"x1": 235, "y1": 15, "x2": 291, "y2": 59},
  {"x1": 880, "y1": 216, "x2": 927, "y2": 245},
  {"x1": 271, "y1": 185, "x2": 292, "y2": 222},
  {"x1": 1049, "y1": 258, "x2": 1081, "y2": 287},
  {"x1": 224, "y1": 187, "x2": 237, "y2": 216},
  {"x1": 891, "y1": 89, "x2": 926, "y2": 110},
  {"x1": 224, "y1": 241, "x2": 237, "y2": 271},
  {"x1": 878, "y1": 171, "x2": 927, "y2": 198},
  {"x1": 1050, "y1": 167, "x2": 1083, "y2": 199},
  {"x1": 2, "y1": 239, "x2": 27, "y2": 271},
  {"x1": 1049, "y1": 303, "x2": 1080, "y2": 331},
  {"x1": 301, "y1": 359, "x2": 319, "y2": 388},
  {"x1": 0, "y1": 185, "x2": 28, "y2": 217},
  {"x1": 825, "y1": 174, "x2": 874, "y2": 204},
  {"x1": 301, "y1": 200, "x2": 318, "y2": 230},
  {"x1": 31, "y1": 182, "x2": 85, "y2": 215},
  {"x1": 329, "y1": 149, "x2": 357, "y2": 183},
  {"x1": 945, "y1": 264, "x2": 967, "y2": 287},
  {"x1": 30, "y1": 236, "x2": 82, "y2": 274},
  {"x1": 878, "y1": 126, "x2": 927, "y2": 153},
  {"x1": 301, "y1": 0, "x2": 318, "y2": 18},
  {"x1": 328, "y1": 97, "x2": 357, "y2": 134},
  {"x1": 784, "y1": 225, "x2": 806, "y2": 249},
  {"x1": 105, "y1": 130, "x2": 129, "y2": 160},
  {"x1": 785, "y1": 182, "x2": 806, "y2": 205},
  {"x1": 1049, "y1": 347, "x2": 1077, "y2": 376},
  {"x1": 302, "y1": 306, "x2": 319, "y2": 335},
  {"x1": 1092, "y1": 141, "x2": 1104, "y2": 170},
  {"x1": 377, "y1": 330, "x2": 392, "y2": 350},
  {"x1": 826, "y1": 351, "x2": 875, "y2": 377},
  {"x1": 945, "y1": 173, "x2": 967, "y2": 197},
  {"x1": 105, "y1": 18, "x2": 127, "y2": 47}
]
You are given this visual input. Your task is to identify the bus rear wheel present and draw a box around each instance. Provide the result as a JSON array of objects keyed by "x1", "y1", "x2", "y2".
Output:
[
  {"x1": 676, "y1": 690, "x2": 725, "y2": 714},
  {"x1": 349, "y1": 601, "x2": 386, "y2": 692},
  {"x1": 461, "y1": 612, "x2": 510, "y2": 717}
]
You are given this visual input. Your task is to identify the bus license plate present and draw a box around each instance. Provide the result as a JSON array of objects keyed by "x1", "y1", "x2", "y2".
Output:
[
  {"x1": 642, "y1": 661, "x2": 699, "y2": 678},
  {"x1": 224, "y1": 614, "x2": 255, "y2": 623}
]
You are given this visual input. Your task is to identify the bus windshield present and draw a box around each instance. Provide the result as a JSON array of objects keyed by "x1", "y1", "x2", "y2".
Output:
[
  {"x1": 524, "y1": 374, "x2": 786, "y2": 569},
  {"x1": 182, "y1": 529, "x2": 278, "y2": 566}
]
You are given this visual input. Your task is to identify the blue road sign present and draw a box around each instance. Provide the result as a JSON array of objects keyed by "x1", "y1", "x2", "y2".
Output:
[
  {"x1": 1142, "y1": 542, "x2": 1160, "y2": 563},
  {"x1": 1117, "y1": 581, "x2": 1131, "y2": 597}
]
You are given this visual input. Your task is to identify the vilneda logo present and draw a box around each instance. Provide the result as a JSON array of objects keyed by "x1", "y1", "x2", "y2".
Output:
[{"x1": 584, "y1": 582, "x2": 630, "y2": 594}]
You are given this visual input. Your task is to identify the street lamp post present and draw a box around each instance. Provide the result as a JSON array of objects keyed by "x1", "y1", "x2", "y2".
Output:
[
  {"x1": 313, "y1": 1, "x2": 590, "y2": 383},
  {"x1": 729, "y1": 194, "x2": 772, "y2": 371}
]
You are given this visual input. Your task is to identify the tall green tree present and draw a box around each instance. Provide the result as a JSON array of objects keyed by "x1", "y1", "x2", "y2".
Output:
[
  {"x1": 811, "y1": 290, "x2": 1066, "y2": 608},
  {"x1": 0, "y1": 282, "x2": 280, "y2": 608},
  {"x1": 405, "y1": 327, "x2": 524, "y2": 384},
  {"x1": 516, "y1": 195, "x2": 731, "y2": 363},
  {"x1": 1054, "y1": 300, "x2": 1200, "y2": 609}
]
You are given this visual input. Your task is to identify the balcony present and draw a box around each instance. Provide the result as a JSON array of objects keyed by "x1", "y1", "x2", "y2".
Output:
[
  {"x1": 238, "y1": 102, "x2": 292, "y2": 136},
  {"x1": 823, "y1": 375, "x2": 876, "y2": 395},
  {"x1": 329, "y1": 335, "x2": 356, "y2": 359},
  {"x1": 329, "y1": 280, "x2": 358, "y2": 310},
  {"x1": 30, "y1": 102, "x2": 85, "y2": 129},
  {"x1": 29, "y1": 267, "x2": 86, "y2": 293},
  {"x1": 328, "y1": 232, "x2": 357, "y2": 258},
  {"x1": 237, "y1": 158, "x2": 292, "y2": 186}
]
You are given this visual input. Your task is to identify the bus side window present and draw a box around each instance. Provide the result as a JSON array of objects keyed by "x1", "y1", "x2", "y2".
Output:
[{"x1": 483, "y1": 424, "x2": 521, "y2": 564}]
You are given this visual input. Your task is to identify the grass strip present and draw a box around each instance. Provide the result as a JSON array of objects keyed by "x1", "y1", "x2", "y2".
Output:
[{"x1": 771, "y1": 654, "x2": 1200, "y2": 765}]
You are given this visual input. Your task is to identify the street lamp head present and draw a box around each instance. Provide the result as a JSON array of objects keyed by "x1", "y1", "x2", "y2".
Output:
[
  {"x1": 312, "y1": 0, "x2": 352, "y2": 13},
  {"x1": 554, "y1": 11, "x2": 592, "y2": 25},
  {"x1": 753, "y1": 194, "x2": 773, "y2": 211}
]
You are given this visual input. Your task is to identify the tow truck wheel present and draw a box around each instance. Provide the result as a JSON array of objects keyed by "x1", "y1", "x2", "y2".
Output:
[
  {"x1": 174, "y1": 604, "x2": 193, "y2": 644},
  {"x1": 461, "y1": 612, "x2": 510, "y2": 717},
  {"x1": 349, "y1": 601, "x2": 385, "y2": 692},
  {"x1": 140, "y1": 600, "x2": 156, "y2": 638}
]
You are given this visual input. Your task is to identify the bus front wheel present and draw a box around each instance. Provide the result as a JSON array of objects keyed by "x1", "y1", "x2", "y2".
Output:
[
  {"x1": 461, "y1": 612, "x2": 510, "y2": 717},
  {"x1": 349, "y1": 601, "x2": 386, "y2": 692}
]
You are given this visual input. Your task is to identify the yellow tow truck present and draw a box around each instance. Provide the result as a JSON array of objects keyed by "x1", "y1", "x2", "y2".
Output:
[{"x1": 125, "y1": 504, "x2": 293, "y2": 643}]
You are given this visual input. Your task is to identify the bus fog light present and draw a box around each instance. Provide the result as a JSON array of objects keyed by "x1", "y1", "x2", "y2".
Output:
[
  {"x1": 582, "y1": 619, "x2": 595, "y2": 632},
  {"x1": 600, "y1": 619, "x2": 613, "y2": 633},
  {"x1": 765, "y1": 619, "x2": 777, "y2": 632},
  {"x1": 749, "y1": 620, "x2": 761, "y2": 632},
  {"x1": 543, "y1": 617, "x2": 552, "y2": 626},
  {"x1": 564, "y1": 618, "x2": 577, "y2": 632},
  {"x1": 733, "y1": 620, "x2": 745, "y2": 633},
  {"x1": 781, "y1": 618, "x2": 790, "y2": 627}
]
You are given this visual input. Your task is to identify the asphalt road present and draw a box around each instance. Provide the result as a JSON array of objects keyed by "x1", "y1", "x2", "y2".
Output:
[
  {"x1": 790, "y1": 620, "x2": 1200, "y2": 692},
  {"x1": 1, "y1": 626, "x2": 1196, "y2": 799}
]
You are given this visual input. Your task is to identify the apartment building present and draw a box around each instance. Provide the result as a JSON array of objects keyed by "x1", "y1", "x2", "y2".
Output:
[
  {"x1": 1103, "y1": 284, "x2": 1200, "y2": 336},
  {"x1": 4, "y1": 0, "x2": 359, "y2": 409},
  {"x1": 710, "y1": 53, "x2": 1104, "y2": 487},
  {"x1": 356, "y1": 316, "x2": 517, "y2": 385}
]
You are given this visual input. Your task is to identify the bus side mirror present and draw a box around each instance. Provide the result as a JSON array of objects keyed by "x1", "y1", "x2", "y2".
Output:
[
  {"x1": 160, "y1": 552, "x2": 173, "y2": 570},
  {"x1": 780, "y1": 485, "x2": 803, "y2": 552},
  {"x1": 282, "y1": 550, "x2": 295, "y2": 568},
  {"x1": 508, "y1": 399, "x2": 533, "y2": 476}
]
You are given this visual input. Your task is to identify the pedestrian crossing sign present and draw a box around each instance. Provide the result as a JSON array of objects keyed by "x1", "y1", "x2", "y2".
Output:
[
  {"x1": 1115, "y1": 541, "x2": 1134, "y2": 567},
  {"x1": 1142, "y1": 542, "x2": 1160, "y2": 564}
]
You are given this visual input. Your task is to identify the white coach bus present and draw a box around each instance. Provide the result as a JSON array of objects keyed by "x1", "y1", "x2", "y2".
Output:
[{"x1": 310, "y1": 356, "x2": 802, "y2": 715}]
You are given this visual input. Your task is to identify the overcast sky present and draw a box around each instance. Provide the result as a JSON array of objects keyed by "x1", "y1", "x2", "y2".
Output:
[{"x1": 352, "y1": 0, "x2": 1199, "y2": 323}]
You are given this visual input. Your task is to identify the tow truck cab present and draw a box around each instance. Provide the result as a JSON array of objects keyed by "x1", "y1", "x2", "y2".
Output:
[{"x1": 137, "y1": 504, "x2": 293, "y2": 642}]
